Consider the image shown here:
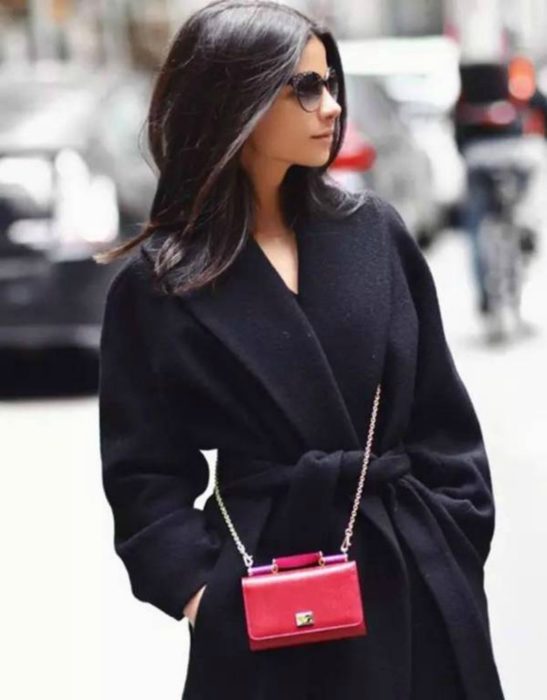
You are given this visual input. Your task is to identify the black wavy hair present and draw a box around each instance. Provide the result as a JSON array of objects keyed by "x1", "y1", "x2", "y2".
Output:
[{"x1": 94, "y1": 0, "x2": 367, "y2": 295}]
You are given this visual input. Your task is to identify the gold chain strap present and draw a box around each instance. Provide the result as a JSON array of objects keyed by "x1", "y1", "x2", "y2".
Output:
[
  {"x1": 339, "y1": 383, "x2": 381, "y2": 553},
  {"x1": 214, "y1": 383, "x2": 382, "y2": 572}
]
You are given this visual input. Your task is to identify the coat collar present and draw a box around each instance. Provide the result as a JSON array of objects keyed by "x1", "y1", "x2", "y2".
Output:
[{"x1": 168, "y1": 196, "x2": 391, "y2": 454}]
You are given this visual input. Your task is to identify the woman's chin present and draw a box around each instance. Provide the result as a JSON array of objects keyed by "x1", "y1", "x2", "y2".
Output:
[{"x1": 295, "y1": 152, "x2": 333, "y2": 168}]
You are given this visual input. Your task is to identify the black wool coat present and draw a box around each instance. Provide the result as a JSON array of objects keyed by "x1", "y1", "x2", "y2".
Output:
[{"x1": 98, "y1": 192, "x2": 505, "y2": 700}]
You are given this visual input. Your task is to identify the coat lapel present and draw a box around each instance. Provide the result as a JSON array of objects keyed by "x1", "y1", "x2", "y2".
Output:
[{"x1": 174, "y1": 197, "x2": 391, "y2": 453}]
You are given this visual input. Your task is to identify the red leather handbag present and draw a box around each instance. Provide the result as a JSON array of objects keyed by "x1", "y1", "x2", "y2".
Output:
[{"x1": 214, "y1": 384, "x2": 382, "y2": 651}]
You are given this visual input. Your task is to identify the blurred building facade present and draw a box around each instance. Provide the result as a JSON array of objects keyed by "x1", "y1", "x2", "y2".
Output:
[
  {"x1": 1, "y1": 0, "x2": 547, "y2": 68},
  {"x1": 446, "y1": 0, "x2": 547, "y2": 61}
]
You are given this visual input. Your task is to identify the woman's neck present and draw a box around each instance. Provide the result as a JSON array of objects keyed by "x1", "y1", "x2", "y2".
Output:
[{"x1": 240, "y1": 145, "x2": 289, "y2": 238}]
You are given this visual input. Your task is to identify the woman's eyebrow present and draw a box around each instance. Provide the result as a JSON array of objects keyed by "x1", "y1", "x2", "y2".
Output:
[{"x1": 293, "y1": 67, "x2": 329, "y2": 76}]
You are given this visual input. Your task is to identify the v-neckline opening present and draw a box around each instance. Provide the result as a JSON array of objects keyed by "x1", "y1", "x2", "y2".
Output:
[{"x1": 248, "y1": 224, "x2": 303, "y2": 301}]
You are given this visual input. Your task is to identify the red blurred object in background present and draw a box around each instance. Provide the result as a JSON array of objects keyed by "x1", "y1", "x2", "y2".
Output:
[
  {"x1": 456, "y1": 100, "x2": 517, "y2": 126},
  {"x1": 331, "y1": 120, "x2": 377, "y2": 171},
  {"x1": 508, "y1": 55, "x2": 545, "y2": 136},
  {"x1": 521, "y1": 108, "x2": 545, "y2": 135},
  {"x1": 508, "y1": 55, "x2": 536, "y2": 101}
]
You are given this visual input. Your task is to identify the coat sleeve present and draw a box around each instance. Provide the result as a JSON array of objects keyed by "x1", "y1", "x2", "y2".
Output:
[
  {"x1": 385, "y1": 201, "x2": 496, "y2": 567},
  {"x1": 98, "y1": 257, "x2": 222, "y2": 621}
]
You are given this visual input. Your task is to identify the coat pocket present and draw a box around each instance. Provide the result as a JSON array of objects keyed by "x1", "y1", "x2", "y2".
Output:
[{"x1": 191, "y1": 536, "x2": 229, "y2": 639}]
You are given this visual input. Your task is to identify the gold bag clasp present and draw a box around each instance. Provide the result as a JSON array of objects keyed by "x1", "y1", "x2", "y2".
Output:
[{"x1": 295, "y1": 611, "x2": 314, "y2": 627}]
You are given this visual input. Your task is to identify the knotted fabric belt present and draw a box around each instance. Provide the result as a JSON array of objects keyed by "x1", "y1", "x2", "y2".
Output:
[
  {"x1": 217, "y1": 445, "x2": 411, "y2": 497},
  {"x1": 216, "y1": 446, "x2": 410, "y2": 552}
]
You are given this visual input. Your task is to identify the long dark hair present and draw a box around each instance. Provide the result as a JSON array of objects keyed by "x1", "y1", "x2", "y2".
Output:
[{"x1": 94, "y1": 0, "x2": 368, "y2": 295}]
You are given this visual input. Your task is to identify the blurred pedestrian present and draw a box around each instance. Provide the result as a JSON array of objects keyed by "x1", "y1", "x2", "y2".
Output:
[{"x1": 454, "y1": 59, "x2": 543, "y2": 315}]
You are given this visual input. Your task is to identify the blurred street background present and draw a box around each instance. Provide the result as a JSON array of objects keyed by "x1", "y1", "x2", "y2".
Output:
[{"x1": 1, "y1": 1, "x2": 547, "y2": 698}]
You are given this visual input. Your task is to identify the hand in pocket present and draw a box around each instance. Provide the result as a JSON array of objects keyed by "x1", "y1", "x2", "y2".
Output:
[{"x1": 184, "y1": 584, "x2": 207, "y2": 628}]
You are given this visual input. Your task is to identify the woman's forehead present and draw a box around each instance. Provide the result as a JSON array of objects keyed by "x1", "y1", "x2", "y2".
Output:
[{"x1": 295, "y1": 35, "x2": 328, "y2": 74}]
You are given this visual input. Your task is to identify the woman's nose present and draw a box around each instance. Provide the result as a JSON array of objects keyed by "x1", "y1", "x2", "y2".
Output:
[{"x1": 319, "y1": 88, "x2": 342, "y2": 119}]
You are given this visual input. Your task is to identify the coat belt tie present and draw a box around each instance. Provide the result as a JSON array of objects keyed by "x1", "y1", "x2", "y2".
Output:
[
  {"x1": 215, "y1": 446, "x2": 411, "y2": 552},
  {"x1": 217, "y1": 445, "x2": 411, "y2": 495}
]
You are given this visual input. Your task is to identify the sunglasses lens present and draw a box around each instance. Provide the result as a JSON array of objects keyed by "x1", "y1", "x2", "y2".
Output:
[
  {"x1": 298, "y1": 74, "x2": 323, "y2": 111},
  {"x1": 296, "y1": 70, "x2": 339, "y2": 111}
]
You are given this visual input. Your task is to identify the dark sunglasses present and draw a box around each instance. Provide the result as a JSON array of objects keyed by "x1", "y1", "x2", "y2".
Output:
[{"x1": 287, "y1": 67, "x2": 340, "y2": 112}]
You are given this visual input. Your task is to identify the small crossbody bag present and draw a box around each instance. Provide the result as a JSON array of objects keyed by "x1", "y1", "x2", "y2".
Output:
[{"x1": 214, "y1": 383, "x2": 382, "y2": 651}]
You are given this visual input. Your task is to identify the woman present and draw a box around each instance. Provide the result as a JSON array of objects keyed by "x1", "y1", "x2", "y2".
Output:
[{"x1": 97, "y1": 1, "x2": 505, "y2": 698}]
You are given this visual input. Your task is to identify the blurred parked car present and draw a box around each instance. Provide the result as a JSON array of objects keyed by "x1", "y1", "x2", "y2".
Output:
[
  {"x1": 330, "y1": 74, "x2": 437, "y2": 244},
  {"x1": 338, "y1": 36, "x2": 466, "y2": 238},
  {"x1": 89, "y1": 72, "x2": 156, "y2": 234},
  {"x1": 0, "y1": 63, "x2": 151, "y2": 351}
]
